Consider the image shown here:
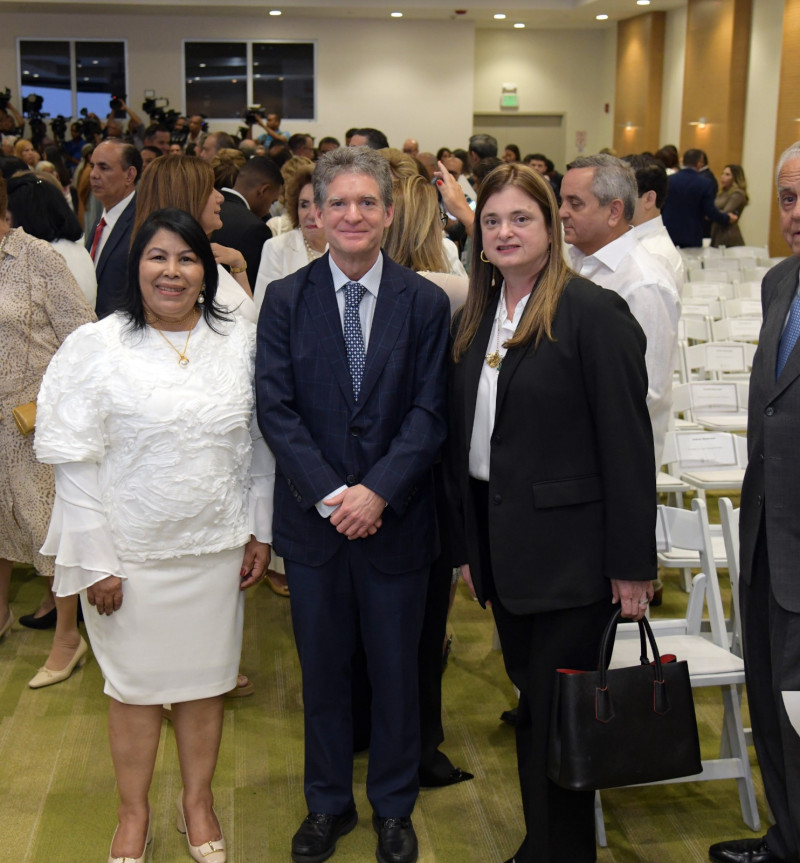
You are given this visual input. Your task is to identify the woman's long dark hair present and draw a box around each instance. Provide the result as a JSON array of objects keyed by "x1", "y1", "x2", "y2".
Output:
[
  {"x1": 123, "y1": 208, "x2": 230, "y2": 333},
  {"x1": 6, "y1": 173, "x2": 82, "y2": 242}
]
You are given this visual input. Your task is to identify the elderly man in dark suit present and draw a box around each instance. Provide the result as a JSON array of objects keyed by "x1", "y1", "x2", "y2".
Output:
[
  {"x1": 86, "y1": 139, "x2": 141, "y2": 318},
  {"x1": 710, "y1": 142, "x2": 800, "y2": 863},
  {"x1": 256, "y1": 147, "x2": 450, "y2": 863}
]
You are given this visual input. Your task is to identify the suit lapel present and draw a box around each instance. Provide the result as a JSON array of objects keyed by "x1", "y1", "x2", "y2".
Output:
[
  {"x1": 767, "y1": 259, "x2": 800, "y2": 400},
  {"x1": 96, "y1": 195, "x2": 135, "y2": 281},
  {"x1": 354, "y1": 257, "x2": 407, "y2": 414},
  {"x1": 302, "y1": 255, "x2": 356, "y2": 407}
]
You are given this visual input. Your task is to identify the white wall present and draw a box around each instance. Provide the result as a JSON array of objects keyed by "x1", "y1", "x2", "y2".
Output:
[
  {"x1": 0, "y1": 12, "x2": 475, "y2": 154},
  {"x1": 660, "y1": 6, "x2": 687, "y2": 150},
  {"x1": 741, "y1": 0, "x2": 784, "y2": 249},
  {"x1": 473, "y1": 27, "x2": 617, "y2": 171}
]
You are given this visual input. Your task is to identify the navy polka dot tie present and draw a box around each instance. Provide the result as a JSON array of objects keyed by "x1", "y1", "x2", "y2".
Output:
[{"x1": 344, "y1": 280, "x2": 367, "y2": 401}]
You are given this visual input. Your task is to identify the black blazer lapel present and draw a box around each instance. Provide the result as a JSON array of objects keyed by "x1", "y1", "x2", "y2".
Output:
[
  {"x1": 302, "y1": 255, "x2": 356, "y2": 407},
  {"x1": 95, "y1": 195, "x2": 135, "y2": 282}
]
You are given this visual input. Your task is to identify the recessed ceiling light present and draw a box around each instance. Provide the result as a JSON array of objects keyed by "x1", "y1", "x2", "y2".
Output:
[
  {"x1": 513, "y1": 22, "x2": 525, "y2": 28},
  {"x1": 596, "y1": 13, "x2": 609, "y2": 20},
  {"x1": 494, "y1": 13, "x2": 507, "y2": 20},
  {"x1": 637, "y1": 0, "x2": 651, "y2": 5},
  {"x1": 391, "y1": 11, "x2": 403, "y2": 17},
  {"x1": 269, "y1": 9, "x2": 282, "y2": 15}
]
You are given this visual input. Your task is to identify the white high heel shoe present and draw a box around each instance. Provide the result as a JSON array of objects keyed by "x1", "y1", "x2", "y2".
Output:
[
  {"x1": 176, "y1": 798, "x2": 226, "y2": 863},
  {"x1": 107, "y1": 816, "x2": 151, "y2": 863},
  {"x1": 29, "y1": 636, "x2": 89, "y2": 689}
]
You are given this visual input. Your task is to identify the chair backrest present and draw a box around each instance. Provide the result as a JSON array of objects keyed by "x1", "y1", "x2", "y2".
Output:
[
  {"x1": 740, "y1": 267, "x2": 769, "y2": 283},
  {"x1": 682, "y1": 341, "x2": 756, "y2": 380},
  {"x1": 663, "y1": 428, "x2": 747, "y2": 471},
  {"x1": 711, "y1": 317, "x2": 761, "y2": 343},
  {"x1": 689, "y1": 269, "x2": 736, "y2": 286},
  {"x1": 734, "y1": 281, "x2": 763, "y2": 300},
  {"x1": 682, "y1": 299, "x2": 723, "y2": 320},
  {"x1": 678, "y1": 316, "x2": 713, "y2": 344},
  {"x1": 672, "y1": 381, "x2": 749, "y2": 421},
  {"x1": 685, "y1": 281, "x2": 736, "y2": 300},
  {"x1": 704, "y1": 257, "x2": 742, "y2": 272},
  {"x1": 658, "y1": 499, "x2": 729, "y2": 647},
  {"x1": 721, "y1": 297, "x2": 762, "y2": 319},
  {"x1": 718, "y1": 497, "x2": 743, "y2": 656},
  {"x1": 723, "y1": 245, "x2": 768, "y2": 259}
]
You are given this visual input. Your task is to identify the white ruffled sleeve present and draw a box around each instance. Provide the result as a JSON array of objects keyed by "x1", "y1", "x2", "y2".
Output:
[
  {"x1": 247, "y1": 413, "x2": 275, "y2": 544},
  {"x1": 34, "y1": 321, "x2": 107, "y2": 464},
  {"x1": 43, "y1": 462, "x2": 124, "y2": 597}
]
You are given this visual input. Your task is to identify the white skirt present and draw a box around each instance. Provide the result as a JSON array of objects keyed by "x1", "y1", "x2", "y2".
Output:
[{"x1": 81, "y1": 547, "x2": 244, "y2": 705}]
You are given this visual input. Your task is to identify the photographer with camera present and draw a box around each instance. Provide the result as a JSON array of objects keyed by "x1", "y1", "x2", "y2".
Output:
[
  {"x1": 252, "y1": 111, "x2": 287, "y2": 150},
  {"x1": 0, "y1": 89, "x2": 24, "y2": 143}
]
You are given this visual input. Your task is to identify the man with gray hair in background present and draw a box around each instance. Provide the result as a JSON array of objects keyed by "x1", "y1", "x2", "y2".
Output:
[{"x1": 559, "y1": 153, "x2": 681, "y2": 471}]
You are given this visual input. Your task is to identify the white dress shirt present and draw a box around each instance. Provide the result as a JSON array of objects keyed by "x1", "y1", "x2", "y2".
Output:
[
  {"x1": 634, "y1": 215, "x2": 685, "y2": 293},
  {"x1": 469, "y1": 287, "x2": 531, "y2": 481},
  {"x1": 316, "y1": 253, "x2": 385, "y2": 516},
  {"x1": 93, "y1": 190, "x2": 135, "y2": 263},
  {"x1": 568, "y1": 229, "x2": 680, "y2": 469}
]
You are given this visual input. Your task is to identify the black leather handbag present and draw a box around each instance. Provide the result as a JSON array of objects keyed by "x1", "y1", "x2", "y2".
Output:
[{"x1": 547, "y1": 607, "x2": 702, "y2": 791}]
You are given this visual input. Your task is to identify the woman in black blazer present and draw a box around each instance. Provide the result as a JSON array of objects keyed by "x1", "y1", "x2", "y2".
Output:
[{"x1": 447, "y1": 164, "x2": 657, "y2": 863}]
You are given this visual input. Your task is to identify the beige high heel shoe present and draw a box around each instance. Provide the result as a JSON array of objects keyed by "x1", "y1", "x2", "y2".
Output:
[
  {"x1": 107, "y1": 816, "x2": 152, "y2": 863},
  {"x1": 176, "y1": 798, "x2": 226, "y2": 863},
  {"x1": 29, "y1": 636, "x2": 89, "y2": 689}
]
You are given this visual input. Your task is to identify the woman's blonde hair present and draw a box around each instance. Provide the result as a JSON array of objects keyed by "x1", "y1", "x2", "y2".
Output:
[
  {"x1": 286, "y1": 167, "x2": 315, "y2": 229},
  {"x1": 724, "y1": 163, "x2": 749, "y2": 203},
  {"x1": 452, "y1": 163, "x2": 571, "y2": 363},
  {"x1": 133, "y1": 155, "x2": 214, "y2": 238},
  {"x1": 212, "y1": 148, "x2": 246, "y2": 190},
  {"x1": 377, "y1": 148, "x2": 421, "y2": 181},
  {"x1": 383, "y1": 174, "x2": 446, "y2": 273}
]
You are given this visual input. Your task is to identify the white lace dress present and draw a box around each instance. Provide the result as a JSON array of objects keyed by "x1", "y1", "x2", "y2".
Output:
[{"x1": 34, "y1": 312, "x2": 274, "y2": 704}]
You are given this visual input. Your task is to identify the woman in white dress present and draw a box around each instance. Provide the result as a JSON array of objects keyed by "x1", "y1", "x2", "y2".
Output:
[
  {"x1": 253, "y1": 166, "x2": 327, "y2": 311},
  {"x1": 133, "y1": 154, "x2": 258, "y2": 324},
  {"x1": 35, "y1": 208, "x2": 274, "y2": 863}
]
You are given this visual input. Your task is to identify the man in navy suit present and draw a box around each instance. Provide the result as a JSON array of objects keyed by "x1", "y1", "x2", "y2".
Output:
[
  {"x1": 661, "y1": 148, "x2": 736, "y2": 248},
  {"x1": 256, "y1": 147, "x2": 450, "y2": 863},
  {"x1": 86, "y1": 139, "x2": 141, "y2": 318}
]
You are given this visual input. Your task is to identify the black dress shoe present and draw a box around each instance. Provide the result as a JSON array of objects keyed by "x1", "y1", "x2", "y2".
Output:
[
  {"x1": 19, "y1": 607, "x2": 57, "y2": 630},
  {"x1": 373, "y1": 814, "x2": 418, "y2": 863},
  {"x1": 419, "y1": 764, "x2": 474, "y2": 788},
  {"x1": 291, "y1": 808, "x2": 357, "y2": 863},
  {"x1": 709, "y1": 837, "x2": 782, "y2": 862},
  {"x1": 500, "y1": 707, "x2": 518, "y2": 726}
]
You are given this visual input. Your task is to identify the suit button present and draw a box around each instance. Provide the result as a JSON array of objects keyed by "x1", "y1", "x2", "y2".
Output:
[
  {"x1": 350, "y1": 427, "x2": 361, "y2": 437},
  {"x1": 757, "y1": 495, "x2": 763, "y2": 506},
  {"x1": 493, "y1": 494, "x2": 502, "y2": 505},
  {"x1": 346, "y1": 474, "x2": 357, "y2": 486},
  {"x1": 765, "y1": 407, "x2": 774, "y2": 416},
  {"x1": 759, "y1": 453, "x2": 764, "y2": 462}
]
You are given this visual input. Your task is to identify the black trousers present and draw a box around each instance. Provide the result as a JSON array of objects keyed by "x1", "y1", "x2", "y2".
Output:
[
  {"x1": 741, "y1": 522, "x2": 800, "y2": 863},
  {"x1": 472, "y1": 479, "x2": 609, "y2": 863}
]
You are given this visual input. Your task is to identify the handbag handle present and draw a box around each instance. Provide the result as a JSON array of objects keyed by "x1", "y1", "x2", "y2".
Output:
[{"x1": 596, "y1": 607, "x2": 670, "y2": 720}]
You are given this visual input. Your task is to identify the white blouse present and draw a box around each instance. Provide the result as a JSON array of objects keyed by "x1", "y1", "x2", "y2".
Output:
[
  {"x1": 468, "y1": 287, "x2": 531, "y2": 481},
  {"x1": 35, "y1": 312, "x2": 274, "y2": 595}
]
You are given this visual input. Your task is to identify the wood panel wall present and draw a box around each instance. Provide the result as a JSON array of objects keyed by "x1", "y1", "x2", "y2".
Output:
[
  {"x1": 680, "y1": 0, "x2": 751, "y2": 175},
  {"x1": 770, "y1": 0, "x2": 800, "y2": 255},
  {"x1": 613, "y1": 12, "x2": 665, "y2": 156}
]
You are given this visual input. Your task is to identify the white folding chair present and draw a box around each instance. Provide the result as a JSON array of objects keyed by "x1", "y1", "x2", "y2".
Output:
[
  {"x1": 721, "y1": 298, "x2": 762, "y2": 320},
  {"x1": 664, "y1": 428, "x2": 748, "y2": 502},
  {"x1": 718, "y1": 497, "x2": 743, "y2": 657},
  {"x1": 684, "y1": 281, "x2": 736, "y2": 301},
  {"x1": 677, "y1": 315, "x2": 713, "y2": 345},
  {"x1": 712, "y1": 317, "x2": 761, "y2": 343},
  {"x1": 734, "y1": 281, "x2": 763, "y2": 300},
  {"x1": 672, "y1": 381, "x2": 749, "y2": 434},
  {"x1": 682, "y1": 341, "x2": 756, "y2": 382},
  {"x1": 594, "y1": 499, "x2": 760, "y2": 846},
  {"x1": 682, "y1": 299, "x2": 723, "y2": 320},
  {"x1": 740, "y1": 267, "x2": 769, "y2": 283},
  {"x1": 723, "y1": 245, "x2": 768, "y2": 260}
]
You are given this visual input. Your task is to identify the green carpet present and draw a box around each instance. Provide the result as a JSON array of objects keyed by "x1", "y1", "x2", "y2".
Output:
[{"x1": 0, "y1": 503, "x2": 769, "y2": 862}]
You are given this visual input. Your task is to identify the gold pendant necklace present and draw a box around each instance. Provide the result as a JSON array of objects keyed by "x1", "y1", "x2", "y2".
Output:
[
  {"x1": 485, "y1": 291, "x2": 506, "y2": 370},
  {"x1": 151, "y1": 310, "x2": 199, "y2": 367}
]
